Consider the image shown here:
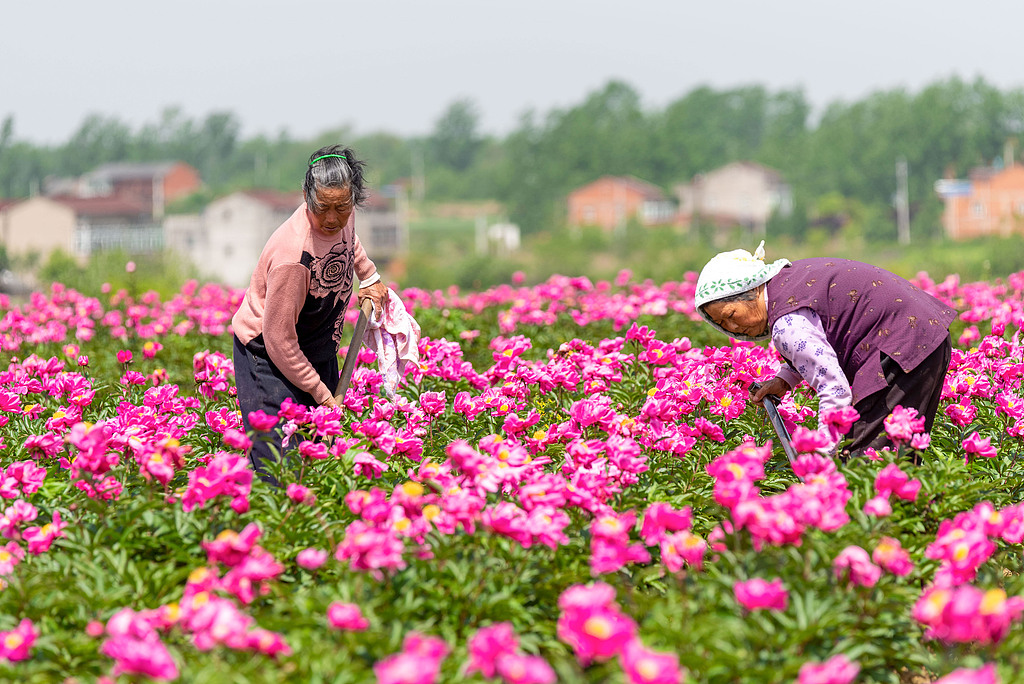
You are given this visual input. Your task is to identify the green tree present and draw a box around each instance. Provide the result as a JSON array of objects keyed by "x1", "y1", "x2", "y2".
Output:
[{"x1": 429, "y1": 98, "x2": 483, "y2": 172}]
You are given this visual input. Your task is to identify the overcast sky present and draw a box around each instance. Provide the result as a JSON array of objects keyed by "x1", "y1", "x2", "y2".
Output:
[{"x1": 5, "y1": 0, "x2": 1024, "y2": 144}]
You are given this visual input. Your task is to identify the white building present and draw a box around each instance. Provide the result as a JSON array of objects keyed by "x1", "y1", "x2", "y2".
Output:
[
  {"x1": 165, "y1": 188, "x2": 407, "y2": 288},
  {"x1": 675, "y1": 161, "x2": 793, "y2": 236}
]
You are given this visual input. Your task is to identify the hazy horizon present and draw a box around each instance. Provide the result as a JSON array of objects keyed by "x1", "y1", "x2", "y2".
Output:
[{"x1": 5, "y1": 0, "x2": 1024, "y2": 144}]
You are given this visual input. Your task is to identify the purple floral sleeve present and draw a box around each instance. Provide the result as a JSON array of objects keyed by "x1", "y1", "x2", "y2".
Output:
[{"x1": 771, "y1": 308, "x2": 852, "y2": 415}]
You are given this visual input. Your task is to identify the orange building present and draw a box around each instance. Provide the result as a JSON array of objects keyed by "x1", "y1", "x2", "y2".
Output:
[
  {"x1": 567, "y1": 176, "x2": 675, "y2": 231},
  {"x1": 938, "y1": 164, "x2": 1024, "y2": 240},
  {"x1": 81, "y1": 161, "x2": 202, "y2": 219}
]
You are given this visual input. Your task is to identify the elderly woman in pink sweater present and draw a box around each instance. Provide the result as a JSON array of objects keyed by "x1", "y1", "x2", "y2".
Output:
[{"x1": 232, "y1": 144, "x2": 388, "y2": 481}]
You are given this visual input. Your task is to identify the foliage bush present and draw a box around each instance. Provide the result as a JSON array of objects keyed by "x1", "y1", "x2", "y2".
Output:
[{"x1": 0, "y1": 269, "x2": 1021, "y2": 682}]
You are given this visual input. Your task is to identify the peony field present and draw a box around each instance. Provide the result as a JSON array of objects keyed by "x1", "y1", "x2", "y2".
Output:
[{"x1": 0, "y1": 267, "x2": 1022, "y2": 684}]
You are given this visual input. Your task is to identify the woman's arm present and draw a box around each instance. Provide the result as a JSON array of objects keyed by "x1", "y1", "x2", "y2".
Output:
[
  {"x1": 352, "y1": 233, "x2": 389, "y2": 312},
  {"x1": 263, "y1": 263, "x2": 334, "y2": 406},
  {"x1": 771, "y1": 308, "x2": 852, "y2": 416}
]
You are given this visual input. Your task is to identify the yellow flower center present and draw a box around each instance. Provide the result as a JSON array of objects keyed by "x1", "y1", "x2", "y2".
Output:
[
  {"x1": 637, "y1": 658, "x2": 660, "y2": 680},
  {"x1": 189, "y1": 567, "x2": 210, "y2": 584},
  {"x1": 980, "y1": 589, "x2": 1007, "y2": 615},
  {"x1": 401, "y1": 481, "x2": 424, "y2": 497},
  {"x1": 583, "y1": 616, "x2": 612, "y2": 639}
]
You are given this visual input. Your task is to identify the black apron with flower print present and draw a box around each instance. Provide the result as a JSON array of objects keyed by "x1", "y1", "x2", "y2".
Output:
[{"x1": 296, "y1": 239, "x2": 355, "y2": 362}]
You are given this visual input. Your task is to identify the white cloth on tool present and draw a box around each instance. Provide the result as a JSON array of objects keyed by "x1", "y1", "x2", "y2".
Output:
[{"x1": 363, "y1": 289, "x2": 421, "y2": 399}]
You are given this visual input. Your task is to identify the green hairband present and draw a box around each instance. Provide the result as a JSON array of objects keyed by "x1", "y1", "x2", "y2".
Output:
[{"x1": 309, "y1": 154, "x2": 346, "y2": 166}]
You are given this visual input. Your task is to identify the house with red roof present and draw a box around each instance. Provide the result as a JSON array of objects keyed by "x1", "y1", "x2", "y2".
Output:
[
  {"x1": 936, "y1": 162, "x2": 1024, "y2": 240},
  {"x1": 567, "y1": 176, "x2": 676, "y2": 232}
]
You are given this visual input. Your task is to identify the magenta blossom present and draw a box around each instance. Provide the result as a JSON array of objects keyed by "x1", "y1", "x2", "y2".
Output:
[
  {"x1": 495, "y1": 653, "x2": 557, "y2": 684},
  {"x1": 619, "y1": 639, "x2": 684, "y2": 684},
  {"x1": 934, "y1": 663, "x2": 1000, "y2": 684},
  {"x1": 833, "y1": 546, "x2": 881, "y2": 588},
  {"x1": 962, "y1": 432, "x2": 998, "y2": 462},
  {"x1": 872, "y1": 537, "x2": 914, "y2": 576},
  {"x1": 326, "y1": 602, "x2": 369, "y2": 632},
  {"x1": 883, "y1": 405, "x2": 926, "y2": 445},
  {"x1": 733, "y1": 577, "x2": 788, "y2": 612},
  {"x1": 295, "y1": 548, "x2": 327, "y2": 570},
  {"x1": 797, "y1": 654, "x2": 860, "y2": 684},
  {"x1": 465, "y1": 622, "x2": 519, "y2": 678},
  {"x1": 0, "y1": 618, "x2": 38, "y2": 662}
]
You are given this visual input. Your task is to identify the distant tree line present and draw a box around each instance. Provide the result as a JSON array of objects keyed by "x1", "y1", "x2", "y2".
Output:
[{"x1": 2, "y1": 77, "x2": 1024, "y2": 240}]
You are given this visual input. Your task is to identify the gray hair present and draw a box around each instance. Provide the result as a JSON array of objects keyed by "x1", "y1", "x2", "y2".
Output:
[
  {"x1": 697, "y1": 287, "x2": 759, "y2": 317},
  {"x1": 303, "y1": 145, "x2": 368, "y2": 213}
]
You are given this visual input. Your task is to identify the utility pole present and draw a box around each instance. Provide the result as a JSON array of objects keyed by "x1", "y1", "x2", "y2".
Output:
[{"x1": 895, "y1": 157, "x2": 910, "y2": 245}]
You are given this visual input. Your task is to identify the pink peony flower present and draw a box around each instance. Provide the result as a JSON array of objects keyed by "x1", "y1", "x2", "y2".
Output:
[
  {"x1": 883, "y1": 405, "x2": 925, "y2": 445},
  {"x1": 353, "y1": 452, "x2": 389, "y2": 479},
  {"x1": 326, "y1": 602, "x2": 369, "y2": 631},
  {"x1": 222, "y1": 428, "x2": 252, "y2": 451},
  {"x1": 797, "y1": 654, "x2": 860, "y2": 684},
  {"x1": 495, "y1": 652, "x2": 557, "y2": 684},
  {"x1": 872, "y1": 537, "x2": 914, "y2": 576},
  {"x1": 863, "y1": 495, "x2": 892, "y2": 517},
  {"x1": 733, "y1": 578, "x2": 789, "y2": 612},
  {"x1": 619, "y1": 639, "x2": 684, "y2": 684},
  {"x1": 286, "y1": 483, "x2": 315, "y2": 505},
  {"x1": 465, "y1": 622, "x2": 520, "y2": 678},
  {"x1": 247, "y1": 410, "x2": 279, "y2": 432},
  {"x1": 295, "y1": 548, "x2": 327, "y2": 570},
  {"x1": 874, "y1": 463, "x2": 920, "y2": 501},
  {"x1": 0, "y1": 618, "x2": 38, "y2": 662},
  {"x1": 557, "y1": 586, "x2": 637, "y2": 667},
  {"x1": 962, "y1": 432, "x2": 998, "y2": 462},
  {"x1": 933, "y1": 663, "x2": 1000, "y2": 684},
  {"x1": 833, "y1": 546, "x2": 881, "y2": 588}
]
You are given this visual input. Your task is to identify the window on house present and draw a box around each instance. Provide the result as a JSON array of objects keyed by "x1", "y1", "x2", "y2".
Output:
[
  {"x1": 971, "y1": 202, "x2": 985, "y2": 218},
  {"x1": 583, "y1": 206, "x2": 596, "y2": 223}
]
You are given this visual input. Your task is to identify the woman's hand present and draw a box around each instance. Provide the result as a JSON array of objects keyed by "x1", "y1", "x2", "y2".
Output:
[
  {"x1": 320, "y1": 395, "x2": 339, "y2": 408},
  {"x1": 750, "y1": 377, "x2": 791, "y2": 404},
  {"x1": 358, "y1": 281, "x2": 389, "y2": 315}
]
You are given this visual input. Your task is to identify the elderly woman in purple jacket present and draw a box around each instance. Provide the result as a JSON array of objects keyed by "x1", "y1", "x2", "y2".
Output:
[{"x1": 695, "y1": 241, "x2": 957, "y2": 456}]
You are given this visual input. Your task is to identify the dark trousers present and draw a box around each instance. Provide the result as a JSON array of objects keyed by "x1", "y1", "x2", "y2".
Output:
[
  {"x1": 233, "y1": 335, "x2": 339, "y2": 483},
  {"x1": 846, "y1": 336, "x2": 953, "y2": 457}
]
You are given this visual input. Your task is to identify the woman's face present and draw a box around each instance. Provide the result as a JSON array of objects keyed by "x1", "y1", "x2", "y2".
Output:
[
  {"x1": 308, "y1": 186, "x2": 354, "y2": 237},
  {"x1": 704, "y1": 289, "x2": 768, "y2": 337}
]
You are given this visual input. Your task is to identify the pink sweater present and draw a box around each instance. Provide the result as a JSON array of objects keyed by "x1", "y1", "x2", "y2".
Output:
[{"x1": 232, "y1": 204, "x2": 377, "y2": 405}]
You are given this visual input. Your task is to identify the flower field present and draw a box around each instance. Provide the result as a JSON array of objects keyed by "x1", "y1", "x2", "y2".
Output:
[{"x1": 0, "y1": 268, "x2": 1023, "y2": 683}]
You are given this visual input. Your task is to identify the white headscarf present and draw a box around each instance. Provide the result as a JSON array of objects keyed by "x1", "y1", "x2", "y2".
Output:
[{"x1": 694, "y1": 240, "x2": 790, "y2": 341}]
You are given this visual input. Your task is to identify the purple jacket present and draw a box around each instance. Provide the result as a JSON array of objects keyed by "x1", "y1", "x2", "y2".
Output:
[{"x1": 766, "y1": 258, "x2": 957, "y2": 404}]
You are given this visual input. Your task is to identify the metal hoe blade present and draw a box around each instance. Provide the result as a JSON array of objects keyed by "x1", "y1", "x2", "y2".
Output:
[
  {"x1": 752, "y1": 383, "x2": 800, "y2": 474},
  {"x1": 762, "y1": 393, "x2": 799, "y2": 467},
  {"x1": 335, "y1": 299, "x2": 375, "y2": 402}
]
